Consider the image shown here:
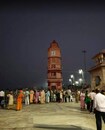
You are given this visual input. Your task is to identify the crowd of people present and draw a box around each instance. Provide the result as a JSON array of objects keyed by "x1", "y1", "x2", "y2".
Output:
[
  {"x1": 79, "y1": 88, "x2": 105, "y2": 130},
  {"x1": 0, "y1": 88, "x2": 74, "y2": 110},
  {"x1": 0, "y1": 87, "x2": 105, "y2": 130}
]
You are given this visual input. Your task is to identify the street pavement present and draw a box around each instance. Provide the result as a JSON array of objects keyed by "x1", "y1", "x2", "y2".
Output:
[{"x1": 0, "y1": 102, "x2": 105, "y2": 130}]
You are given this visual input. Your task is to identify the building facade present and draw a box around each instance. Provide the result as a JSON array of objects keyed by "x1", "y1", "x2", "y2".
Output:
[
  {"x1": 89, "y1": 50, "x2": 105, "y2": 90},
  {"x1": 47, "y1": 40, "x2": 63, "y2": 90}
]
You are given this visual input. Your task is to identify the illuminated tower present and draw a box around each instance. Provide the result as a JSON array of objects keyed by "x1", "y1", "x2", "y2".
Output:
[{"x1": 47, "y1": 40, "x2": 63, "y2": 90}]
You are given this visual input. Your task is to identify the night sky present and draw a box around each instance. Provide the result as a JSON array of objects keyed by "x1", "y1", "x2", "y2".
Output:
[{"x1": 0, "y1": 1, "x2": 105, "y2": 90}]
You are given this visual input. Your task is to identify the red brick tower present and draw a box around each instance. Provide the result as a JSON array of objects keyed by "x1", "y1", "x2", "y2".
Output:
[{"x1": 47, "y1": 40, "x2": 63, "y2": 90}]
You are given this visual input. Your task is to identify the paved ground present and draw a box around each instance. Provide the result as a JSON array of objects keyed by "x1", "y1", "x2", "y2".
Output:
[{"x1": 0, "y1": 102, "x2": 105, "y2": 130}]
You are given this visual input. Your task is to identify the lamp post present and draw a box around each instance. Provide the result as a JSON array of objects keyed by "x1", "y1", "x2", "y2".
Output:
[
  {"x1": 78, "y1": 69, "x2": 84, "y2": 89},
  {"x1": 79, "y1": 69, "x2": 84, "y2": 83},
  {"x1": 69, "y1": 74, "x2": 74, "y2": 85},
  {"x1": 69, "y1": 78, "x2": 72, "y2": 85},
  {"x1": 82, "y1": 50, "x2": 87, "y2": 84},
  {"x1": 79, "y1": 78, "x2": 83, "y2": 85},
  {"x1": 70, "y1": 74, "x2": 75, "y2": 85},
  {"x1": 75, "y1": 81, "x2": 79, "y2": 86}
]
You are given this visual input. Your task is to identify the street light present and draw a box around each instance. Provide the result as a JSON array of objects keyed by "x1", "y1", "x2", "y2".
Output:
[
  {"x1": 70, "y1": 74, "x2": 75, "y2": 84},
  {"x1": 75, "y1": 81, "x2": 79, "y2": 86},
  {"x1": 79, "y1": 69, "x2": 83, "y2": 74},
  {"x1": 69, "y1": 78, "x2": 72, "y2": 85},
  {"x1": 70, "y1": 74, "x2": 74, "y2": 78},
  {"x1": 69, "y1": 74, "x2": 75, "y2": 86},
  {"x1": 79, "y1": 78, "x2": 83, "y2": 86},
  {"x1": 79, "y1": 78, "x2": 82, "y2": 82},
  {"x1": 69, "y1": 79, "x2": 72, "y2": 82},
  {"x1": 79, "y1": 69, "x2": 84, "y2": 84}
]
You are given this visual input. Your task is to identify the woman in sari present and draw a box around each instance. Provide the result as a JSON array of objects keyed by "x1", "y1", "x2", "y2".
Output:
[
  {"x1": 7, "y1": 91, "x2": 14, "y2": 109},
  {"x1": 80, "y1": 90, "x2": 85, "y2": 110}
]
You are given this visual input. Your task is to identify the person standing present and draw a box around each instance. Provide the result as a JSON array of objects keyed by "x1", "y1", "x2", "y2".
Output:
[
  {"x1": 40, "y1": 90, "x2": 45, "y2": 104},
  {"x1": 80, "y1": 90, "x2": 85, "y2": 110},
  {"x1": 75, "y1": 90, "x2": 80, "y2": 103},
  {"x1": 94, "y1": 89, "x2": 105, "y2": 130},
  {"x1": 84, "y1": 90, "x2": 91, "y2": 112},
  {"x1": 88, "y1": 90, "x2": 96, "y2": 113},
  {"x1": 56, "y1": 90, "x2": 60, "y2": 103},
  {"x1": 30, "y1": 89, "x2": 34, "y2": 104},
  {"x1": 67, "y1": 88, "x2": 71, "y2": 102},
  {"x1": 7, "y1": 91, "x2": 14, "y2": 109},
  {"x1": 45, "y1": 90, "x2": 50, "y2": 103},
  {"x1": 34, "y1": 90, "x2": 39, "y2": 104},
  {"x1": 0, "y1": 90, "x2": 5, "y2": 108},
  {"x1": 16, "y1": 90, "x2": 24, "y2": 111},
  {"x1": 24, "y1": 89, "x2": 30, "y2": 105}
]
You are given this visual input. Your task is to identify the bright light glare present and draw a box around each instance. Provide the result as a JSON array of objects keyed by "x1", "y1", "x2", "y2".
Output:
[
  {"x1": 79, "y1": 78, "x2": 82, "y2": 82},
  {"x1": 79, "y1": 69, "x2": 83, "y2": 74},
  {"x1": 70, "y1": 75, "x2": 74, "y2": 78},
  {"x1": 75, "y1": 81, "x2": 79, "y2": 84},
  {"x1": 69, "y1": 79, "x2": 72, "y2": 82}
]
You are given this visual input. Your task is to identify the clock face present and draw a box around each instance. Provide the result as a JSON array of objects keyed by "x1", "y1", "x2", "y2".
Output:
[{"x1": 51, "y1": 50, "x2": 56, "y2": 56}]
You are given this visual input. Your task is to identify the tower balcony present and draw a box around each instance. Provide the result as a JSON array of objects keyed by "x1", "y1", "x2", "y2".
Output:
[
  {"x1": 47, "y1": 68, "x2": 62, "y2": 72},
  {"x1": 47, "y1": 78, "x2": 63, "y2": 82}
]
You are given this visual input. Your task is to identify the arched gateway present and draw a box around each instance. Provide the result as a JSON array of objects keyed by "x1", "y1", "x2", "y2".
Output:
[{"x1": 47, "y1": 40, "x2": 63, "y2": 90}]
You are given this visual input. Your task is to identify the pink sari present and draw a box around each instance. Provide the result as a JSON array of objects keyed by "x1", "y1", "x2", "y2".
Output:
[
  {"x1": 34, "y1": 91, "x2": 39, "y2": 103},
  {"x1": 80, "y1": 93, "x2": 85, "y2": 109}
]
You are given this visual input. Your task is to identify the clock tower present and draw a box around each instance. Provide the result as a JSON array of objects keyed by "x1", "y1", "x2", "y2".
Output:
[{"x1": 47, "y1": 40, "x2": 63, "y2": 90}]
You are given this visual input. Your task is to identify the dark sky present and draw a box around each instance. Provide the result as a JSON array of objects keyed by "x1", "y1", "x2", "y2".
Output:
[{"x1": 0, "y1": 1, "x2": 105, "y2": 90}]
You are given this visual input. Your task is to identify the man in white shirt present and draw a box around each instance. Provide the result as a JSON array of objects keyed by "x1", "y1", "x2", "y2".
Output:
[
  {"x1": 94, "y1": 89, "x2": 105, "y2": 130},
  {"x1": 67, "y1": 89, "x2": 71, "y2": 102}
]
